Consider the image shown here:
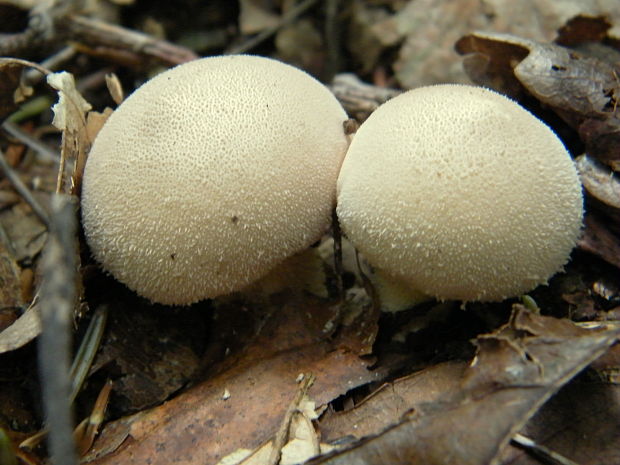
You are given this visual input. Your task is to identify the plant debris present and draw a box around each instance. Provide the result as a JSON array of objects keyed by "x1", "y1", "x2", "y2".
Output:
[{"x1": 0, "y1": 3, "x2": 619, "y2": 465}]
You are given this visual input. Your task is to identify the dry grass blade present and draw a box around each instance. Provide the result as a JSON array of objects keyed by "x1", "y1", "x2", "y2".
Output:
[{"x1": 69, "y1": 305, "x2": 109, "y2": 403}]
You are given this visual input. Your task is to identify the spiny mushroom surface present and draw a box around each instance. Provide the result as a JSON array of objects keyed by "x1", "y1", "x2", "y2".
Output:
[
  {"x1": 82, "y1": 55, "x2": 349, "y2": 305},
  {"x1": 336, "y1": 84, "x2": 583, "y2": 304}
]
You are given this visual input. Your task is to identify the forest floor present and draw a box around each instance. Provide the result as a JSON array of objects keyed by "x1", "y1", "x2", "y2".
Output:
[{"x1": 0, "y1": 1, "x2": 619, "y2": 465}]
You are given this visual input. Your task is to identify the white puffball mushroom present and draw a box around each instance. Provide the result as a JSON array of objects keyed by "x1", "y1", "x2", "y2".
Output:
[
  {"x1": 336, "y1": 84, "x2": 583, "y2": 307},
  {"x1": 82, "y1": 55, "x2": 349, "y2": 305}
]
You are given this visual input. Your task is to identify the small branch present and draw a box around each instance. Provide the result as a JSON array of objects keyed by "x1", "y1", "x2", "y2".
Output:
[
  {"x1": 65, "y1": 14, "x2": 198, "y2": 66},
  {"x1": 24, "y1": 46, "x2": 77, "y2": 86},
  {"x1": 0, "y1": 148, "x2": 51, "y2": 229},
  {"x1": 511, "y1": 433, "x2": 581, "y2": 465},
  {"x1": 324, "y1": 0, "x2": 342, "y2": 80},
  {"x1": 0, "y1": 0, "x2": 82, "y2": 56},
  {"x1": 37, "y1": 194, "x2": 79, "y2": 465},
  {"x1": 227, "y1": 0, "x2": 320, "y2": 55},
  {"x1": 267, "y1": 373, "x2": 315, "y2": 465},
  {"x1": 2, "y1": 121, "x2": 60, "y2": 163}
]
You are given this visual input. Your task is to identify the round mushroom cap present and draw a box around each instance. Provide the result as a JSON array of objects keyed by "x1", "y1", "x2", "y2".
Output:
[
  {"x1": 336, "y1": 84, "x2": 583, "y2": 302},
  {"x1": 82, "y1": 55, "x2": 349, "y2": 305}
]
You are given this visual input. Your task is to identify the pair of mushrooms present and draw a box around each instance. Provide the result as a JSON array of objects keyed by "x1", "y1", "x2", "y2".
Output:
[{"x1": 81, "y1": 55, "x2": 583, "y2": 308}]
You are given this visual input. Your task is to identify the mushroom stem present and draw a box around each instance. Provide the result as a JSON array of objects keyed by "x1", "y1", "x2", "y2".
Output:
[{"x1": 372, "y1": 269, "x2": 430, "y2": 312}]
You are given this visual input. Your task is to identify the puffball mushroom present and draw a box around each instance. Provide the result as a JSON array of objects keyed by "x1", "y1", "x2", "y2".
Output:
[
  {"x1": 81, "y1": 55, "x2": 349, "y2": 305},
  {"x1": 336, "y1": 84, "x2": 583, "y2": 307}
]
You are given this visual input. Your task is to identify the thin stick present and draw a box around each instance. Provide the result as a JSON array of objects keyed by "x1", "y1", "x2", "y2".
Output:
[
  {"x1": 0, "y1": 149, "x2": 50, "y2": 228},
  {"x1": 267, "y1": 373, "x2": 316, "y2": 465},
  {"x1": 511, "y1": 433, "x2": 581, "y2": 465},
  {"x1": 37, "y1": 194, "x2": 79, "y2": 465},
  {"x1": 227, "y1": 0, "x2": 320, "y2": 55},
  {"x1": 24, "y1": 46, "x2": 77, "y2": 86},
  {"x1": 65, "y1": 14, "x2": 198, "y2": 65},
  {"x1": 2, "y1": 121, "x2": 60, "y2": 163},
  {"x1": 331, "y1": 209, "x2": 344, "y2": 300},
  {"x1": 324, "y1": 0, "x2": 342, "y2": 79}
]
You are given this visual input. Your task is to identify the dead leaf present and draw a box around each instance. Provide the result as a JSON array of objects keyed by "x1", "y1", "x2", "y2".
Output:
[
  {"x1": 104, "y1": 73, "x2": 124, "y2": 106},
  {"x1": 456, "y1": 30, "x2": 620, "y2": 165},
  {"x1": 85, "y1": 108, "x2": 113, "y2": 147},
  {"x1": 0, "y1": 242, "x2": 23, "y2": 311},
  {"x1": 500, "y1": 376, "x2": 620, "y2": 465},
  {"x1": 0, "y1": 202, "x2": 47, "y2": 263},
  {"x1": 345, "y1": 3, "x2": 390, "y2": 74},
  {"x1": 88, "y1": 303, "x2": 202, "y2": 412},
  {"x1": 378, "y1": 0, "x2": 620, "y2": 88},
  {"x1": 275, "y1": 19, "x2": 323, "y2": 75},
  {"x1": 578, "y1": 214, "x2": 620, "y2": 269},
  {"x1": 0, "y1": 59, "x2": 31, "y2": 120},
  {"x1": 0, "y1": 300, "x2": 40, "y2": 354},
  {"x1": 46, "y1": 71, "x2": 92, "y2": 194},
  {"x1": 319, "y1": 361, "x2": 468, "y2": 442},
  {"x1": 83, "y1": 296, "x2": 384, "y2": 465},
  {"x1": 555, "y1": 14, "x2": 614, "y2": 46},
  {"x1": 238, "y1": 0, "x2": 280, "y2": 35},
  {"x1": 576, "y1": 154, "x2": 620, "y2": 208},
  {"x1": 305, "y1": 306, "x2": 620, "y2": 465}
]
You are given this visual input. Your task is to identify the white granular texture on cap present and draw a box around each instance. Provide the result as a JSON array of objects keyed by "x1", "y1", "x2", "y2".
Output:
[
  {"x1": 337, "y1": 84, "x2": 583, "y2": 302},
  {"x1": 82, "y1": 55, "x2": 348, "y2": 305}
]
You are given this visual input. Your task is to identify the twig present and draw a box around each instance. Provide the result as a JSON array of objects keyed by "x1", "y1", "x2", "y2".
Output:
[
  {"x1": 24, "y1": 46, "x2": 77, "y2": 86},
  {"x1": 227, "y1": 0, "x2": 320, "y2": 55},
  {"x1": 267, "y1": 373, "x2": 316, "y2": 465},
  {"x1": 0, "y1": 1, "x2": 197, "y2": 65},
  {"x1": 511, "y1": 433, "x2": 581, "y2": 465},
  {"x1": 2, "y1": 121, "x2": 60, "y2": 163},
  {"x1": 331, "y1": 209, "x2": 344, "y2": 300},
  {"x1": 37, "y1": 194, "x2": 79, "y2": 465},
  {"x1": 0, "y1": 148, "x2": 51, "y2": 228},
  {"x1": 65, "y1": 14, "x2": 198, "y2": 65},
  {"x1": 0, "y1": 0, "x2": 82, "y2": 56},
  {"x1": 324, "y1": 0, "x2": 342, "y2": 80},
  {"x1": 0, "y1": 57, "x2": 51, "y2": 77}
]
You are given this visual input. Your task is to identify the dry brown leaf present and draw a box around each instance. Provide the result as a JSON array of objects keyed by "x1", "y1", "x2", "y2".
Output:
[
  {"x1": 305, "y1": 306, "x2": 620, "y2": 465},
  {"x1": 500, "y1": 377, "x2": 620, "y2": 465},
  {"x1": 574, "y1": 155, "x2": 620, "y2": 267},
  {"x1": 319, "y1": 361, "x2": 468, "y2": 442},
  {"x1": 456, "y1": 30, "x2": 620, "y2": 166},
  {"x1": 0, "y1": 202, "x2": 47, "y2": 263},
  {"x1": 104, "y1": 73, "x2": 124, "y2": 105},
  {"x1": 345, "y1": 2, "x2": 391, "y2": 74},
  {"x1": 85, "y1": 301, "x2": 204, "y2": 413},
  {"x1": 555, "y1": 14, "x2": 615, "y2": 46},
  {"x1": 374, "y1": 0, "x2": 620, "y2": 88},
  {"x1": 238, "y1": 0, "x2": 280, "y2": 35},
  {"x1": 85, "y1": 108, "x2": 113, "y2": 147},
  {"x1": 0, "y1": 300, "x2": 40, "y2": 354},
  {"x1": 576, "y1": 155, "x2": 620, "y2": 209},
  {"x1": 46, "y1": 71, "x2": 92, "y2": 194},
  {"x1": 0, "y1": 59, "x2": 31, "y2": 120},
  {"x1": 275, "y1": 19, "x2": 323, "y2": 74},
  {"x1": 0, "y1": 243, "x2": 23, "y2": 311},
  {"x1": 578, "y1": 214, "x2": 620, "y2": 269},
  {"x1": 83, "y1": 296, "x2": 384, "y2": 465}
]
